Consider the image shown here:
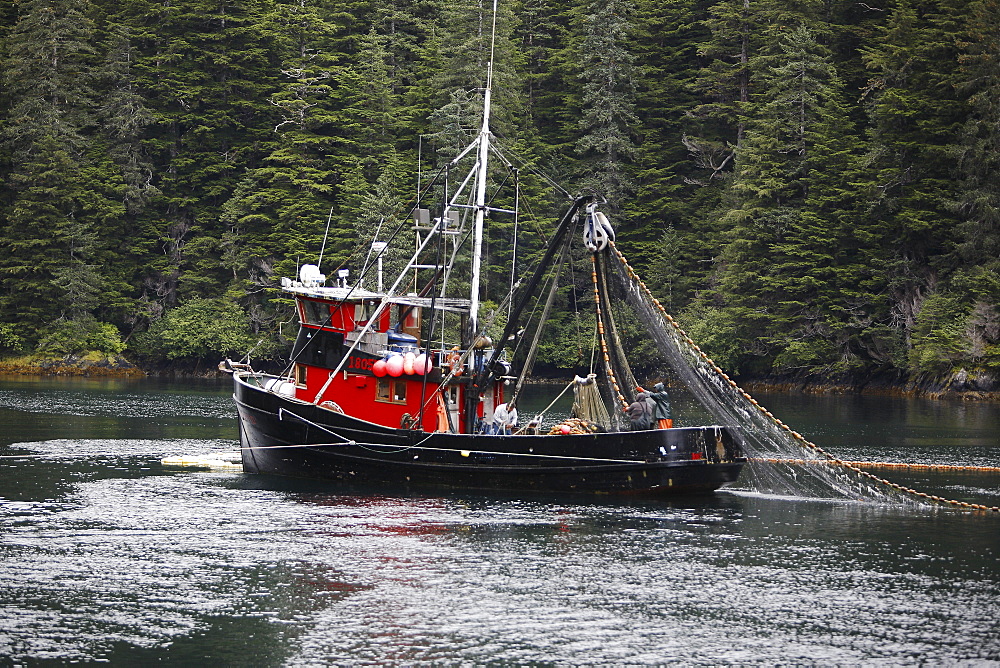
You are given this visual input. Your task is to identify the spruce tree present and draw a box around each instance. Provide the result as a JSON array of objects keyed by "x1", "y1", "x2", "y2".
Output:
[
  {"x1": 116, "y1": 0, "x2": 285, "y2": 306},
  {"x1": 334, "y1": 27, "x2": 409, "y2": 280},
  {"x1": 96, "y1": 23, "x2": 158, "y2": 217},
  {"x1": 432, "y1": 0, "x2": 520, "y2": 127},
  {"x1": 0, "y1": 0, "x2": 126, "y2": 348},
  {"x1": 627, "y1": 0, "x2": 711, "y2": 310},
  {"x1": 217, "y1": 0, "x2": 346, "y2": 338},
  {"x1": 714, "y1": 23, "x2": 865, "y2": 373},
  {"x1": 948, "y1": 0, "x2": 1000, "y2": 371},
  {"x1": 574, "y1": 0, "x2": 638, "y2": 211},
  {"x1": 371, "y1": 0, "x2": 445, "y2": 150},
  {"x1": 860, "y1": 0, "x2": 968, "y2": 348},
  {"x1": 954, "y1": 0, "x2": 1000, "y2": 272},
  {"x1": 519, "y1": 0, "x2": 575, "y2": 152}
]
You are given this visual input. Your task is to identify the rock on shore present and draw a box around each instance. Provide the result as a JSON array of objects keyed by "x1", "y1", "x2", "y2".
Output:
[
  {"x1": 0, "y1": 353, "x2": 144, "y2": 377},
  {"x1": 739, "y1": 368, "x2": 1000, "y2": 401}
]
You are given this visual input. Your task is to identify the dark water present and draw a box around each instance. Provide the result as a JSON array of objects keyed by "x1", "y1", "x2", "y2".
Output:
[{"x1": 1, "y1": 376, "x2": 998, "y2": 665}]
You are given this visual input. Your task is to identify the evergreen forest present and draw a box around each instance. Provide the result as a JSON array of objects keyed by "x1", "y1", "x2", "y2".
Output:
[{"x1": 0, "y1": 0, "x2": 998, "y2": 386}]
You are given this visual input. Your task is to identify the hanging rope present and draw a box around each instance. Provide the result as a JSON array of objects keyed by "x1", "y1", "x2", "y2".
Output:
[
  {"x1": 606, "y1": 241, "x2": 999, "y2": 513},
  {"x1": 524, "y1": 379, "x2": 577, "y2": 429},
  {"x1": 596, "y1": 249, "x2": 639, "y2": 398},
  {"x1": 591, "y1": 254, "x2": 628, "y2": 410}
]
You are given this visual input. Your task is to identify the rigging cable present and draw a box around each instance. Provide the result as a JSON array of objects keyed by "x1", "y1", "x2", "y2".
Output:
[
  {"x1": 509, "y1": 172, "x2": 519, "y2": 325},
  {"x1": 417, "y1": 206, "x2": 448, "y2": 432},
  {"x1": 317, "y1": 206, "x2": 334, "y2": 269},
  {"x1": 491, "y1": 136, "x2": 573, "y2": 199},
  {"x1": 590, "y1": 253, "x2": 627, "y2": 410},
  {"x1": 596, "y1": 249, "x2": 639, "y2": 399},
  {"x1": 508, "y1": 238, "x2": 571, "y2": 408}
]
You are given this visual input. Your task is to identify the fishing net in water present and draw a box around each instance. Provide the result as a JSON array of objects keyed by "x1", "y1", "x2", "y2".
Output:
[{"x1": 602, "y1": 244, "x2": 999, "y2": 511}]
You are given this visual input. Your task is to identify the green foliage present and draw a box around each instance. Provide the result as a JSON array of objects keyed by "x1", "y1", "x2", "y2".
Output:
[
  {"x1": 0, "y1": 0, "x2": 995, "y2": 382},
  {"x1": 967, "y1": 302, "x2": 1000, "y2": 371},
  {"x1": 574, "y1": 0, "x2": 638, "y2": 208},
  {"x1": 0, "y1": 0, "x2": 126, "y2": 334},
  {"x1": 707, "y1": 22, "x2": 871, "y2": 375},
  {"x1": 35, "y1": 317, "x2": 125, "y2": 356},
  {"x1": 130, "y1": 298, "x2": 257, "y2": 362},
  {"x1": 0, "y1": 324, "x2": 25, "y2": 354},
  {"x1": 909, "y1": 292, "x2": 970, "y2": 373},
  {"x1": 535, "y1": 308, "x2": 595, "y2": 370},
  {"x1": 674, "y1": 303, "x2": 743, "y2": 376},
  {"x1": 772, "y1": 338, "x2": 837, "y2": 373},
  {"x1": 953, "y1": 0, "x2": 1000, "y2": 270},
  {"x1": 946, "y1": 267, "x2": 1000, "y2": 371},
  {"x1": 859, "y1": 0, "x2": 969, "y2": 337}
]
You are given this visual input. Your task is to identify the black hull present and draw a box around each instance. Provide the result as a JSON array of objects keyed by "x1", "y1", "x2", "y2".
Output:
[{"x1": 234, "y1": 374, "x2": 745, "y2": 496}]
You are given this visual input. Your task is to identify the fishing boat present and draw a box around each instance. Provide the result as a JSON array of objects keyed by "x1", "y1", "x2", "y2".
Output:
[{"x1": 229, "y1": 15, "x2": 745, "y2": 496}]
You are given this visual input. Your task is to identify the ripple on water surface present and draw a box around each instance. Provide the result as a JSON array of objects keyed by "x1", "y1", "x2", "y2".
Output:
[
  {"x1": 4, "y1": 462, "x2": 997, "y2": 664},
  {"x1": 1, "y1": 391, "x2": 999, "y2": 663}
]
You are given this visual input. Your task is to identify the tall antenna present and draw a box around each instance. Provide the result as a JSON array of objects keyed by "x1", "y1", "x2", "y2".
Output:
[
  {"x1": 317, "y1": 206, "x2": 334, "y2": 271},
  {"x1": 467, "y1": 0, "x2": 499, "y2": 338},
  {"x1": 488, "y1": 0, "x2": 498, "y2": 88}
]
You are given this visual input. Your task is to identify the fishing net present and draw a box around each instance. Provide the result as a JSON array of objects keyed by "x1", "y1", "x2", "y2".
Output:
[
  {"x1": 571, "y1": 374, "x2": 611, "y2": 428},
  {"x1": 601, "y1": 245, "x2": 938, "y2": 507}
]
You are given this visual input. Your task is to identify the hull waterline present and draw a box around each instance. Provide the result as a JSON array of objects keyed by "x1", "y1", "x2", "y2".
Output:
[{"x1": 235, "y1": 374, "x2": 745, "y2": 496}]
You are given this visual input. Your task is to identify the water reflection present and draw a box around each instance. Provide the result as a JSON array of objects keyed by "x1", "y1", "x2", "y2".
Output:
[
  {"x1": 756, "y1": 392, "x2": 1000, "y2": 462},
  {"x1": 3, "y1": 460, "x2": 1000, "y2": 663},
  {"x1": 0, "y1": 378, "x2": 999, "y2": 663},
  {"x1": 255, "y1": 486, "x2": 999, "y2": 664}
]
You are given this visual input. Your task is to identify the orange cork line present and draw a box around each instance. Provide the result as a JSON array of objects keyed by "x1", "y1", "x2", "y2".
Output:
[
  {"x1": 605, "y1": 243, "x2": 1000, "y2": 512},
  {"x1": 591, "y1": 255, "x2": 628, "y2": 409},
  {"x1": 754, "y1": 458, "x2": 1000, "y2": 473}
]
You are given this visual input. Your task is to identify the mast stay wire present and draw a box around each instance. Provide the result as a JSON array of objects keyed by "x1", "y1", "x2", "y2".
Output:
[
  {"x1": 505, "y1": 220, "x2": 578, "y2": 365},
  {"x1": 276, "y1": 162, "x2": 452, "y2": 379},
  {"x1": 491, "y1": 135, "x2": 573, "y2": 200},
  {"x1": 508, "y1": 238, "x2": 571, "y2": 409}
]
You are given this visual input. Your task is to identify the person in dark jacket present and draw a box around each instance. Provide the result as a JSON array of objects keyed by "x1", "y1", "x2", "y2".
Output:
[
  {"x1": 626, "y1": 388, "x2": 653, "y2": 430},
  {"x1": 650, "y1": 382, "x2": 673, "y2": 429}
]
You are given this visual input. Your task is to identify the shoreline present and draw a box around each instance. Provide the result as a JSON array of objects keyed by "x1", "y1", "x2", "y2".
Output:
[
  {"x1": 3, "y1": 357, "x2": 998, "y2": 402},
  {"x1": 734, "y1": 367, "x2": 1000, "y2": 402},
  {"x1": 0, "y1": 355, "x2": 145, "y2": 378},
  {"x1": 737, "y1": 379, "x2": 1000, "y2": 402}
]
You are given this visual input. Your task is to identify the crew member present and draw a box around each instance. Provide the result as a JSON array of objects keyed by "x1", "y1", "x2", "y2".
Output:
[
  {"x1": 492, "y1": 402, "x2": 518, "y2": 434},
  {"x1": 626, "y1": 388, "x2": 653, "y2": 431},
  {"x1": 650, "y1": 382, "x2": 673, "y2": 429}
]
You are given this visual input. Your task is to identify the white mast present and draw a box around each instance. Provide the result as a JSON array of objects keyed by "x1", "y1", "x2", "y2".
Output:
[{"x1": 468, "y1": 0, "x2": 498, "y2": 340}]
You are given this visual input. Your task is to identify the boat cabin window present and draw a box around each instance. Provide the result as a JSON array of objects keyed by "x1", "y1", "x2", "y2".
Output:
[
  {"x1": 396, "y1": 305, "x2": 422, "y2": 339},
  {"x1": 376, "y1": 377, "x2": 407, "y2": 404},
  {"x1": 291, "y1": 328, "x2": 345, "y2": 370},
  {"x1": 294, "y1": 364, "x2": 307, "y2": 387},
  {"x1": 299, "y1": 299, "x2": 329, "y2": 326}
]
